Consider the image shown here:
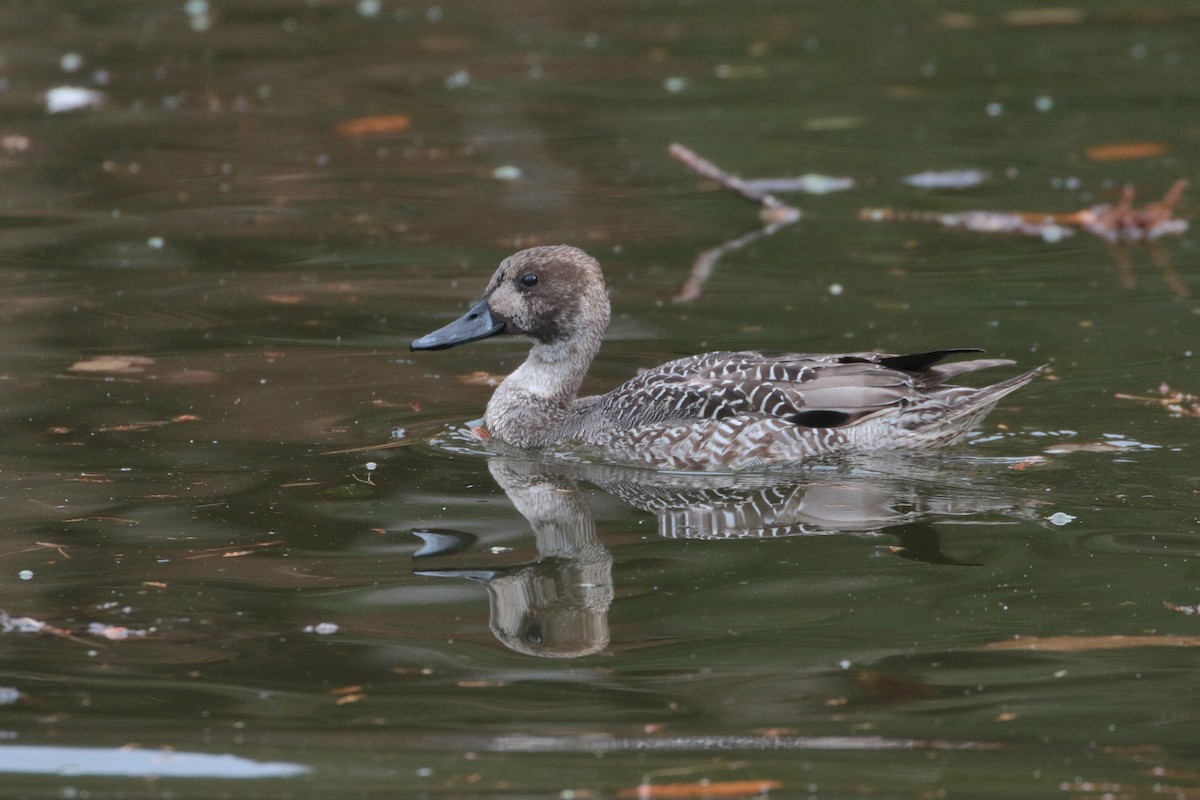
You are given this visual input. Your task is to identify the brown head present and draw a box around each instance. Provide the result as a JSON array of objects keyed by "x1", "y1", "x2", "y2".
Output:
[{"x1": 411, "y1": 245, "x2": 611, "y2": 352}]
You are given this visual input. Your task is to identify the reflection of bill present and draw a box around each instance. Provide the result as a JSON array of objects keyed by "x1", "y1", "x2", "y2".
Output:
[{"x1": 415, "y1": 457, "x2": 1038, "y2": 658}]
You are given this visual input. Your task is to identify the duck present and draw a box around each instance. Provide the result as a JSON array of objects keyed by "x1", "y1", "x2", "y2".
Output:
[{"x1": 411, "y1": 245, "x2": 1043, "y2": 470}]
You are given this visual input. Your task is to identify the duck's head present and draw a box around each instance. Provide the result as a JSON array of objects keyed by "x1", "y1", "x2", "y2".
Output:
[{"x1": 411, "y1": 245, "x2": 610, "y2": 352}]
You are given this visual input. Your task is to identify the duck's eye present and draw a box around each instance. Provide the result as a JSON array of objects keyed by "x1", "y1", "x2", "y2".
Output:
[{"x1": 518, "y1": 273, "x2": 538, "y2": 288}]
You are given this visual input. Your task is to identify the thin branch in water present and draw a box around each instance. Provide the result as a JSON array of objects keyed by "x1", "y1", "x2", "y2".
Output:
[
  {"x1": 669, "y1": 143, "x2": 802, "y2": 224},
  {"x1": 672, "y1": 221, "x2": 790, "y2": 303},
  {"x1": 668, "y1": 144, "x2": 807, "y2": 302},
  {"x1": 861, "y1": 181, "x2": 1191, "y2": 296}
]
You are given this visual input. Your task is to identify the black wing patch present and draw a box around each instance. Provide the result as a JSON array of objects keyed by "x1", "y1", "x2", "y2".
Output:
[
  {"x1": 877, "y1": 349, "x2": 984, "y2": 373},
  {"x1": 788, "y1": 409, "x2": 855, "y2": 428}
]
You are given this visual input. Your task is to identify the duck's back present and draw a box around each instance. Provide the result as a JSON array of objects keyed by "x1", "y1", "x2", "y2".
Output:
[{"x1": 577, "y1": 349, "x2": 1040, "y2": 469}]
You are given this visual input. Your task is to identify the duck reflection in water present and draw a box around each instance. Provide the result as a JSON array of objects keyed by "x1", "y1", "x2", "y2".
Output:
[{"x1": 414, "y1": 456, "x2": 1037, "y2": 659}]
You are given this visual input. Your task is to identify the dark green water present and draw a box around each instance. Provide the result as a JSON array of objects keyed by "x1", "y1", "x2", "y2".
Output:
[{"x1": 0, "y1": 2, "x2": 1197, "y2": 798}]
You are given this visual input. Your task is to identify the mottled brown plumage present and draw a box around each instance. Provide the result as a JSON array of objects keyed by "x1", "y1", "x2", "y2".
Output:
[{"x1": 411, "y1": 245, "x2": 1042, "y2": 470}]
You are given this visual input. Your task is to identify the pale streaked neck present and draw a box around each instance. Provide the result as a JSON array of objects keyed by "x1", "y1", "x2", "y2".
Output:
[{"x1": 503, "y1": 334, "x2": 601, "y2": 405}]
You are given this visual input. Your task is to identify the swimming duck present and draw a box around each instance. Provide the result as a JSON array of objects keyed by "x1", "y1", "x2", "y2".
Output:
[{"x1": 411, "y1": 245, "x2": 1042, "y2": 470}]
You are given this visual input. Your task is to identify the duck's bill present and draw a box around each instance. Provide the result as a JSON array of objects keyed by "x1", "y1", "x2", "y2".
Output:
[{"x1": 410, "y1": 298, "x2": 505, "y2": 351}]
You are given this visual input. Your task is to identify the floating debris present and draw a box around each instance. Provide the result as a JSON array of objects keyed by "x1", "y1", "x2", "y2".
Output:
[
  {"x1": 743, "y1": 174, "x2": 854, "y2": 195},
  {"x1": 1, "y1": 134, "x2": 31, "y2": 155},
  {"x1": 87, "y1": 623, "x2": 151, "y2": 640},
  {"x1": 859, "y1": 207, "x2": 1074, "y2": 243},
  {"x1": 1115, "y1": 382, "x2": 1200, "y2": 417},
  {"x1": 862, "y1": 180, "x2": 1187, "y2": 245},
  {"x1": 986, "y1": 634, "x2": 1200, "y2": 651},
  {"x1": 444, "y1": 69, "x2": 471, "y2": 90},
  {"x1": 669, "y1": 144, "x2": 806, "y2": 302},
  {"x1": 1070, "y1": 180, "x2": 1188, "y2": 243},
  {"x1": 669, "y1": 143, "x2": 803, "y2": 225},
  {"x1": 492, "y1": 165, "x2": 523, "y2": 181},
  {"x1": 334, "y1": 114, "x2": 411, "y2": 137},
  {"x1": 459, "y1": 371, "x2": 505, "y2": 387},
  {"x1": 1086, "y1": 141, "x2": 1167, "y2": 162},
  {"x1": 902, "y1": 169, "x2": 988, "y2": 190},
  {"x1": 1163, "y1": 601, "x2": 1200, "y2": 616},
  {"x1": 46, "y1": 86, "x2": 105, "y2": 114},
  {"x1": 184, "y1": 0, "x2": 214, "y2": 31},
  {"x1": 663, "y1": 76, "x2": 690, "y2": 94},
  {"x1": 69, "y1": 355, "x2": 156, "y2": 375},
  {"x1": 619, "y1": 779, "x2": 784, "y2": 798}
]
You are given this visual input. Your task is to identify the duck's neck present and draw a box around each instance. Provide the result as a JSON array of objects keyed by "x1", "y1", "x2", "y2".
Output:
[{"x1": 486, "y1": 330, "x2": 604, "y2": 448}]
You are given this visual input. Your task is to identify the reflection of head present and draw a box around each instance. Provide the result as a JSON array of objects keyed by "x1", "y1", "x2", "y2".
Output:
[
  {"x1": 485, "y1": 557, "x2": 612, "y2": 658},
  {"x1": 483, "y1": 458, "x2": 615, "y2": 658}
]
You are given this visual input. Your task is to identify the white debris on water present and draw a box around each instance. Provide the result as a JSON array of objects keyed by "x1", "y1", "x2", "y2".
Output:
[
  {"x1": 46, "y1": 86, "x2": 105, "y2": 113},
  {"x1": 663, "y1": 76, "x2": 690, "y2": 94},
  {"x1": 444, "y1": 69, "x2": 470, "y2": 90}
]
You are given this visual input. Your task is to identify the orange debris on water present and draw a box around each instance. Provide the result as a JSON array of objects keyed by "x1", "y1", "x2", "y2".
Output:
[
  {"x1": 335, "y1": 114, "x2": 412, "y2": 137},
  {"x1": 619, "y1": 780, "x2": 783, "y2": 798},
  {"x1": 1086, "y1": 142, "x2": 1167, "y2": 162}
]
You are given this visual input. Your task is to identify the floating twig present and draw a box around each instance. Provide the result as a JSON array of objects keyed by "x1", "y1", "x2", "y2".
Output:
[
  {"x1": 672, "y1": 221, "x2": 790, "y2": 303},
  {"x1": 860, "y1": 180, "x2": 1188, "y2": 245},
  {"x1": 669, "y1": 143, "x2": 802, "y2": 224},
  {"x1": 1115, "y1": 383, "x2": 1200, "y2": 417},
  {"x1": 859, "y1": 207, "x2": 1075, "y2": 242},
  {"x1": 1068, "y1": 180, "x2": 1188, "y2": 243},
  {"x1": 861, "y1": 181, "x2": 1190, "y2": 296},
  {"x1": 669, "y1": 144, "x2": 811, "y2": 302}
]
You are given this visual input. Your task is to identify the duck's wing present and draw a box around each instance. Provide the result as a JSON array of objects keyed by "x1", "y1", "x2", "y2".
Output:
[{"x1": 600, "y1": 348, "x2": 1016, "y2": 430}]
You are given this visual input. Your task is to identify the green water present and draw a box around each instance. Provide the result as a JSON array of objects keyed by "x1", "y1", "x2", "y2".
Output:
[{"x1": 0, "y1": 2, "x2": 1197, "y2": 798}]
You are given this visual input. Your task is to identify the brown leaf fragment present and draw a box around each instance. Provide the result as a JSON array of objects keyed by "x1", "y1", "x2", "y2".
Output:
[
  {"x1": 335, "y1": 114, "x2": 412, "y2": 138},
  {"x1": 985, "y1": 634, "x2": 1200, "y2": 651},
  {"x1": 1086, "y1": 142, "x2": 1167, "y2": 162},
  {"x1": 854, "y1": 669, "x2": 938, "y2": 698}
]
